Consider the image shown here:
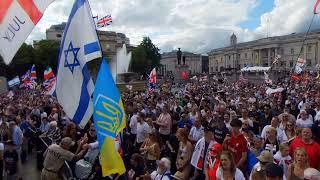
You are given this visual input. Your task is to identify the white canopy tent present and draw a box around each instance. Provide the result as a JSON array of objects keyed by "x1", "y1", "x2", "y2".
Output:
[{"x1": 241, "y1": 66, "x2": 271, "y2": 72}]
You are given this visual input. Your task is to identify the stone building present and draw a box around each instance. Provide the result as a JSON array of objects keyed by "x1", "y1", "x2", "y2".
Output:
[
  {"x1": 44, "y1": 23, "x2": 133, "y2": 61},
  {"x1": 208, "y1": 29, "x2": 320, "y2": 73},
  {"x1": 160, "y1": 51, "x2": 206, "y2": 77}
]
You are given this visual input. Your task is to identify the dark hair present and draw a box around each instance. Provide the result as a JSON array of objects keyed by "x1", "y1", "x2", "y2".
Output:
[
  {"x1": 131, "y1": 153, "x2": 145, "y2": 168},
  {"x1": 265, "y1": 163, "x2": 283, "y2": 177}
]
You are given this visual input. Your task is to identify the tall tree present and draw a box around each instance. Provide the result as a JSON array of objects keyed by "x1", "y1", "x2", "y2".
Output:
[
  {"x1": 130, "y1": 37, "x2": 161, "y2": 74},
  {"x1": 34, "y1": 40, "x2": 60, "y2": 72}
]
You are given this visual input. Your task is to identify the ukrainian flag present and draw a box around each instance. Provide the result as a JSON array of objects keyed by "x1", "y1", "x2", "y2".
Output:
[{"x1": 93, "y1": 57, "x2": 126, "y2": 177}]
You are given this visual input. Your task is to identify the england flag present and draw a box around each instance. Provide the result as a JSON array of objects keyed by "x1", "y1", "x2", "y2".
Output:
[
  {"x1": 56, "y1": 0, "x2": 102, "y2": 128},
  {"x1": 0, "y1": 0, "x2": 55, "y2": 64}
]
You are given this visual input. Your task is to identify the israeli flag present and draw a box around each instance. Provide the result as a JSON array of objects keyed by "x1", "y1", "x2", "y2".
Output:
[{"x1": 56, "y1": 0, "x2": 102, "y2": 128}]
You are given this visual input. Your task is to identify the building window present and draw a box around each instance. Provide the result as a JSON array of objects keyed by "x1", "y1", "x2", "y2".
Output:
[
  {"x1": 221, "y1": 57, "x2": 223, "y2": 63},
  {"x1": 216, "y1": 67, "x2": 218, "y2": 71},
  {"x1": 211, "y1": 67, "x2": 214, "y2": 72},
  {"x1": 280, "y1": 48, "x2": 284, "y2": 55},
  {"x1": 290, "y1": 61, "x2": 294, "y2": 67},
  {"x1": 308, "y1": 45, "x2": 312, "y2": 52},
  {"x1": 291, "y1": 48, "x2": 294, "y2": 54},
  {"x1": 229, "y1": 55, "x2": 231, "y2": 60},
  {"x1": 307, "y1": 59, "x2": 312, "y2": 66},
  {"x1": 245, "y1": 53, "x2": 247, "y2": 58},
  {"x1": 280, "y1": 61, "x2": 285, "y2": 67},
  {"x1": 56, "y1": 34, "x2": 62, "y2": 38}
]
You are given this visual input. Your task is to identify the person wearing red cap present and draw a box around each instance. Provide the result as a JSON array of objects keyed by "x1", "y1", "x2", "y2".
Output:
[{"x1": 205, "y1": 143, "x2": 223, "y2": 180}]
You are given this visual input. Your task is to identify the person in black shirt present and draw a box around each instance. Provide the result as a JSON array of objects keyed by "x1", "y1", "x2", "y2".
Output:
[
  {"x1": 213, "y1": 119, "x2": 229, "y2": 145},
  {"x1": 3, "y1": 140, "x2": 19, "y2": 179}
]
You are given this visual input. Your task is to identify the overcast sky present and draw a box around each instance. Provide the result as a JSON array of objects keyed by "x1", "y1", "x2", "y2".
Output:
[{"x1": 28, "y1": 0, "x2": 320, "y2": 54}]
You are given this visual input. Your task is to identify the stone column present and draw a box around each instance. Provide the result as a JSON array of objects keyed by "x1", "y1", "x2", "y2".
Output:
[
  {"x1": 317, "y1": 42, "x2": 320, "y2": 66},
  {"x1": 268, "y1": 48, "x2": 271, "y2": 66},
  {"x1": 304, "y1": 44, "x2": 307, "y2": 61}
]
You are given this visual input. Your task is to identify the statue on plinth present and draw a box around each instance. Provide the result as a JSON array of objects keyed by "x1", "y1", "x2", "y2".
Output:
[{"x1": 177, "y1": 48, "x2": 182, "y2": 65}]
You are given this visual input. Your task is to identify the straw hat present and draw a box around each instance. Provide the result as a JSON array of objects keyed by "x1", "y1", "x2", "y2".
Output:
[{"x1": 171, "y1": 171, "x2": 184, "y2": 180}]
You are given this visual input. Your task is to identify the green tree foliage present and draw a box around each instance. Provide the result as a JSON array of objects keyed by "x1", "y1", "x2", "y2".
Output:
[
  {"x1": 130, "y1": 37, "x2": 161, "y2": 74},
  {"x1": 12, "y1": 43, "x2": 35, "y2": 65},
  {"x1": 34, "y1": 40, "x2": 60, "y2": 71}
]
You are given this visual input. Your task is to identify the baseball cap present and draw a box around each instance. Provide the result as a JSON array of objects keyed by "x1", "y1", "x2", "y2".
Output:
[
  {"x1": 257, "y1": 151, "x2": 274, "y2": 163},
  {"x1": 171, "y1": 171, "x2": 184, "y2": 180},
  {"x1": 60, "y1": 137, "x2": 75, "y2": 147},
  {"x1": 209, "y1": 143, "x2": 223, "y2": 157}
]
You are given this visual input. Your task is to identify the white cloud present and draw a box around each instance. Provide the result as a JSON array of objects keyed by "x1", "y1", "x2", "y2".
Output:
[{"x1": 27, "y1": 0, "x2": 320, "y2": 54}]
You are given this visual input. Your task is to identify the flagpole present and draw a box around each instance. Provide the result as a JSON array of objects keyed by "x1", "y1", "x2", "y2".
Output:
[{"x1": 291, "y1": 13, "x2": 316, "y2": 74}]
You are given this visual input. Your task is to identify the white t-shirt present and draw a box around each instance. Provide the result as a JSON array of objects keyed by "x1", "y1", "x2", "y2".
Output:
[
  {"x1": 0, "y1": 143, "x2": 4, "y2": 151},
  {"x1": 239, "y1": 117, "x2": 253, "y2": 127},
  {"x1": 150, "y1": 170, "x2": 171, "y2": 180},
  {"x1": 216, "y1": 167, "x2": 245, "y2": 180},
  {"x1": 129, "y1": 114, "x2": 138, "y2": 134},
  {"x1": 296, "y1": 117, "x2": 313, "y2": 128},
  {"x1": 189, "y1": 126, "x2": 204, "y2": 142},
  {"x1": 261, "y1": 125, "x2": 285, "y2": 143},
  {"x1": 315, "y1": 111, "x2": 320, "y2": 122},
  {"x1": 136, "y1": 122, "x2": 152, "y2": 143}
]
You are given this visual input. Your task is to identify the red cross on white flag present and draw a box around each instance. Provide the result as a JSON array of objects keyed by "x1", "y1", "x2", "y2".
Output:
[{"x1": 0, "y1": 0, "x2": 55, "y2": 64}]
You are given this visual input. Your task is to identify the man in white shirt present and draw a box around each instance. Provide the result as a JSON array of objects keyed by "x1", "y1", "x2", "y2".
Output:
[
  {"x1": 296, "y1": 110, "x2": 314, "y2": 128},
  {"x1": 129, "y1": 109, "x2": 138, "y2": 143},
  {"x1": 261, "y1": 117, "x2": 285, "y2": 143},
  {"x1": 136, "y1": 113, "x2": 152, "y2": 147},
  {"x1": 150, "y1": 158, "x2": 171, "y2": 180},
  {"x1": 188, "y1": 117, "x2": 204, "y2": 144}
]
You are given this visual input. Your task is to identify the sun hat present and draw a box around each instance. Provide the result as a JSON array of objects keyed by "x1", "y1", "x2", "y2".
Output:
[{"x1": 171, "y1": 171, "x2": 184, "y2": 180}]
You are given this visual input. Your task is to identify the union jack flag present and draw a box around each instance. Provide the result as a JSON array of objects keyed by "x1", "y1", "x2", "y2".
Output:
[
  {"x1": 96, "y1": 15, "x2": 112, "y2": 28},
  {"x1": 21, "y1": 70, "x2": 30, "y2": 82},
  {"x1": 148, "y1": 68, "x2": 156, "y2": 94}
]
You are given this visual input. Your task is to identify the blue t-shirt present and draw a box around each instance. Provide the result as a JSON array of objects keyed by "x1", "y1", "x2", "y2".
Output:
[{"x1": 177, "y1": 119, "x2": 193, "y2": 128}]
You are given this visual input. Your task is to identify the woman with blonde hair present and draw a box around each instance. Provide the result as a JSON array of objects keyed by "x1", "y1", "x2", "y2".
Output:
[
  {"x1": 216, "y1": 151, "x2": 245, "y2": 180},
  {"x1": 287, "y1": 147, "x2": 309, "y2": 180},
  {"x1": 140, "y1": 133, "x2": 160, "y2": 173}
]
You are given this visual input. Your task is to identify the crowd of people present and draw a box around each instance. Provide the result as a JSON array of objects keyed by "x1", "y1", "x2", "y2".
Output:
[
  {"x1": 121, "y1": 75, "x2": 320, "y2": 180},
  {"x1": 0, "y1": 73, "x2": 320, "y2": 180}
]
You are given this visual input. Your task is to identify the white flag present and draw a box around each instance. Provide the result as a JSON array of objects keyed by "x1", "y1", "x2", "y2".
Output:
[
  {"x1": 56, "y1": 0, "x2": 102, "y2": 128},
  {"x1": 294, "y1": 65, "x2": 302, "y2": 74},
  {"x1": 0, "y1": 0, "x2": 55, "y2": 64}
]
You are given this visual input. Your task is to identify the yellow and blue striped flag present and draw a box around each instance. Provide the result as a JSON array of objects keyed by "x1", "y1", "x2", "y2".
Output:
[{"x1": 93, "y1": 57, "x2": 126, "y2": 177}]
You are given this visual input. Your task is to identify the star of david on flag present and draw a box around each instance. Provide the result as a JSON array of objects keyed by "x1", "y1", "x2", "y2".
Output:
[
  {"x1": 64, "y1": 42, "x2": 80, "y2": 74},
  {"x1": 56, "y1": 0, "x2": 102, "y2": 128}
]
